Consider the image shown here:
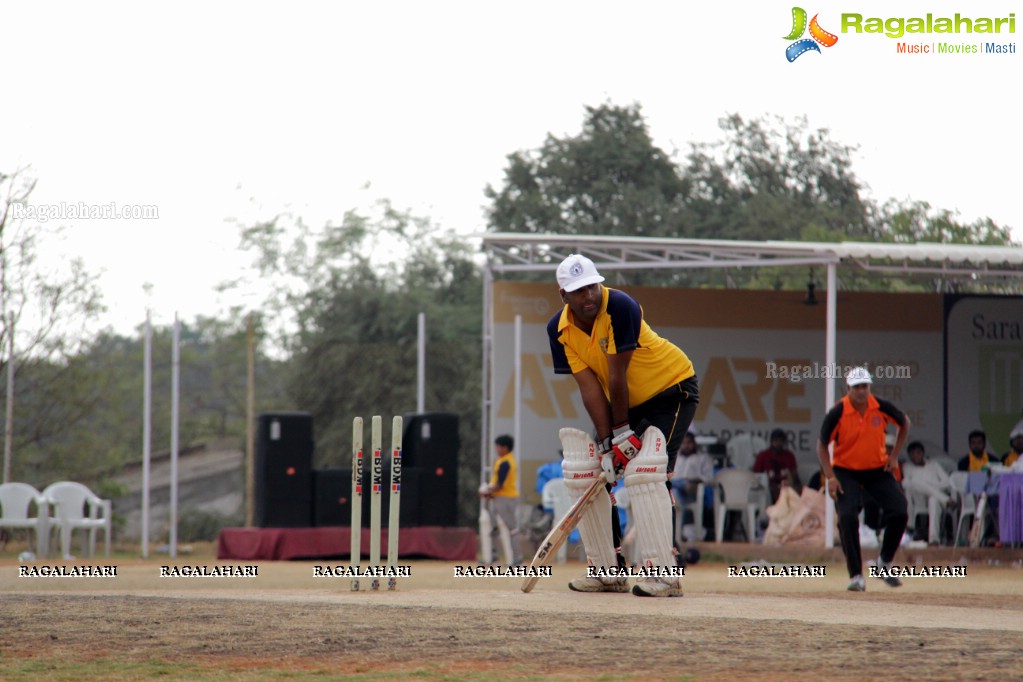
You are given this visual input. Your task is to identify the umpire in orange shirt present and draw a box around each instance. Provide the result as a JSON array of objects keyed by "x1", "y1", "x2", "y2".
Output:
[{"x1": 816, "y1": 367, "x2": 911, "y2": 591}]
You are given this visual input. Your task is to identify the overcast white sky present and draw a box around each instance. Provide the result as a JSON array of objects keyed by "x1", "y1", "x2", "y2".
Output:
[{"x1": 3, "y1": 0, "x2": 1020, "y2": 335}]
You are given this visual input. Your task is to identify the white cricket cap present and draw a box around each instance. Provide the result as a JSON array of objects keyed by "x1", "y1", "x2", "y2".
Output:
[
  {"x1": 556, "y1": 254, "x2": 605, "y2": 292},
  {"x1": 846, "y1": 366, "x2": 873, "y2": 387}
]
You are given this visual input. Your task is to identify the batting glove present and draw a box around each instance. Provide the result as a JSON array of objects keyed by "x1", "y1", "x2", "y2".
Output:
[
  {"x1": 597, "y1": 435, "x2": 617, "y2": 482},
  {"x1": 612, "y1": 422, "x2": 642, "y2": 455},
  {"x1": 604, "y1": 422, "x2": 641, "y2": 479}
]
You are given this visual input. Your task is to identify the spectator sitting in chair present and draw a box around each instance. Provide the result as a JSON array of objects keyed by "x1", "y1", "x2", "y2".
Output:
[
  {"x1": 1002, "y1": 427, "x2": 1023, "y2": 468},
  {"x1": 957, "y1": 430, "x2": 997, "y2": 472},
  {"x1": 753, "y1": 428, "x2": 802, "y2": 504},
  {"x1": 670, "y1": 431, "x2": 713, "y2": 541},
  {"x1": 535, "y1": 449, "x2": 565, "y2": 513},
  {"x1": 902, "y1": 441, "x2": 954, "y2": 545},
  {"x1": 532, "y1": 448, "x2": 578, "y2": 547}
]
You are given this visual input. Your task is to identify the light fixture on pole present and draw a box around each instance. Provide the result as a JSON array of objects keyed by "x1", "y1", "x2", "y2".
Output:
[{"x1": 804, "y1": 268, "x2": 818, "y2": 306}]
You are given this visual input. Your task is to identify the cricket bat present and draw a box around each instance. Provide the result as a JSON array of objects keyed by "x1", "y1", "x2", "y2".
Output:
[
  {"x1": 968, "y1": 492, "x2": 988, "y2": 548},
  {"x1": 479, "y1": 497, "x2": 493, "y2": 564},
  {"x1": 521, "y1": 473, "x2": 606, "y2": 593}
]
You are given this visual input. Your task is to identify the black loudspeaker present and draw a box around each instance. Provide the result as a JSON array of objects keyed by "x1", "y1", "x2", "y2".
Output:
[
  {"x1": 314, "y1": 467, "x2": 422, "y2": 529},
  {"x1": 313, "y1": 468, "x2": 352, "y2": 527},
  {"x1": 358, "y1": 464, "x2": 422, "y2": 529},
  {"x1": 402, "y1": 412, "x2": 459, "y2": 527},
  {"x1": 255, "y1": 412, "x2": 314, "y2": 527}
]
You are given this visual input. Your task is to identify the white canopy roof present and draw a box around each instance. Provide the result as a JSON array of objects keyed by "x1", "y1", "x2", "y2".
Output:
[{"x1": 480, "y1": 233, "x2": 1023, "y2": 279}]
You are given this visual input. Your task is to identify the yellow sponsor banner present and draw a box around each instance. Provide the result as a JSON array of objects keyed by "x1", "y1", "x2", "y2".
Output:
[{"x1": 492, "y1": 282, "x2": 945, "y2": 476}]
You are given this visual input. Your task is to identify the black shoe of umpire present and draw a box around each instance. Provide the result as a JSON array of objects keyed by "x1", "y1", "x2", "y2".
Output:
[{"x1": 875, "y1": 561, "x2": 903, "y2": 588}]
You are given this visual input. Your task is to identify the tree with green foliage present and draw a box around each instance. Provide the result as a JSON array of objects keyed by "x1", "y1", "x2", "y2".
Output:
[
  {"x1": 485, "y1": 104, "x2": 1017, "y2": 292},
  {"x1": 680, "y1": 113, "x2": 873, "y2": 243},
  {"x1": 235, "y1": 201, "x2": 483, "y2": 524},
  {"x1": 6, "y1": 317, "x2": 287, "y2": 487},
  {"x1": 880, "y1": 199, "x2": 1014, "y2": 246},
  {"x1": 1, "y1": 168, "x2": 106, "y2": 482},
  {"x1": 485, "y1": 103, "x2": 690, "y2": 238}
]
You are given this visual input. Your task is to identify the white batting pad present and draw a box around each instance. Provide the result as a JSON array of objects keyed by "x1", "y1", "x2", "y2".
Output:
[
  {"x1": 623, "y1": 426, "x2": 674, "y2": 569},
  {"x1": 559, "y1": 428, "x2": 616, "y2": 569}
]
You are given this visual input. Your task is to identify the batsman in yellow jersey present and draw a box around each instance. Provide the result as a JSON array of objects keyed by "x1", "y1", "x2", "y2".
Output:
[{"x1": 547, "y1": 254, "x2": 699, "y2": 597}]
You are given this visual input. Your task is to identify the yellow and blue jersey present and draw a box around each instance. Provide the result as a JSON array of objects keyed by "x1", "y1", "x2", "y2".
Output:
[
  {"x1": 547, "y1": 285, "x2": 694, "y2": 407},
  {"x1": 489, "y1": 451, "x2": 519, "y2": 498}
]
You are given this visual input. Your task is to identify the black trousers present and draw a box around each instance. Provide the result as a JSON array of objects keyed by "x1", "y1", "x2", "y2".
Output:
[
  {"x1": 610, "y1": 376, "x2": 700, "y2": 560},
  {"x1": 631, "y1": 375, "x2": 700, "y2": 473},
  {"x1": 833, "y1": 466, "x2": 908, "y2": 578}
]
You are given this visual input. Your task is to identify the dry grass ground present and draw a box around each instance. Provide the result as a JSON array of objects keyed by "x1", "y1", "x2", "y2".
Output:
[{"x1": 1, "y1": 541, "x2": 1021, "y2": 681}]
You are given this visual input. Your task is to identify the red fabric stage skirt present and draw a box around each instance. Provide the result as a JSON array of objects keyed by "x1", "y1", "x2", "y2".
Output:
[{"x1": 217, "y1": 526, "x2": 477, "y2": 561}]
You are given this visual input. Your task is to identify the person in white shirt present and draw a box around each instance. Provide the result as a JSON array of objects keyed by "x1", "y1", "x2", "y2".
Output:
[
  {"x1": 902, "y1": 441, "x2": 954, "y2": 545},
  {"x1": 671, "y1": 431, "x2": 714, "y2": 540}
]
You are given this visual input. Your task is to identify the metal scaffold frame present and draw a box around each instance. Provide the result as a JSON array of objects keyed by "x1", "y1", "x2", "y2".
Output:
[{"x1": 478, "y1": 233, "x2": 1023, "y2": 546}]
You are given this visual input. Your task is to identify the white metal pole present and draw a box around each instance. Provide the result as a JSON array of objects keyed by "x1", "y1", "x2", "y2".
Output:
[
  {"x1": 481, "y1": 267, "x2": 493, "y2": 488},
  {"x1": 170, "y1": 314, "x2": 180, "y2": 558},
  {"x1": 246, "y1": 312, "x2": 255, "y2": 527},
  {"x1": 141, "y1": 311, "x2": 152, "y2": 557},
  {"x1": 513, "y1": 314, "x2": 522, "y2": 497},
  {"x1": 479, "y1": 268, "x2": 493, "y2": 562},
  {"x1": 3, "y1": 313, "x2": 14, "y2": 484},
  {"x1": 417, "y1": 312, "x2": 426, "y2": 414},
  {"x1": 824, "y1": 262, "x2": 838, "y2": 548}
]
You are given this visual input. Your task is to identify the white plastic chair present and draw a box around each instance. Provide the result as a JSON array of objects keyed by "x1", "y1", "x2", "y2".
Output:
[
  {"x1": 905, "y1": 488, "x2": 928, "y2": 538},
  {"x1": 542, "y1": 478, "x2": 573, "y2": 563},
  {"x1": 949, "y1": 472, "x2": 976, "y2": 546},
  {"x1": 713, "y1": 469, "x2": 763, "y2": 542},
  {"x1": 949, "y1": 471, "x2": 968, "y2": 497},
  {"x1": 726, "y1": 433, "x2": 767, "y2": 470},
  {"x1": 904, "y1": 466, "x2": 958, "y2": 544},
  {"x1": 0, "y1": 482, "x2": 50, "y2": 558},
  {"x1": 915, "y1": 439, "x2": 955, "y2": 474},
  {"x1": 42, "y1": 481, "x2": 112, "y2": 560},
  {"x1": 674, "y1": 482, "x2": 706, "y2": 546}
]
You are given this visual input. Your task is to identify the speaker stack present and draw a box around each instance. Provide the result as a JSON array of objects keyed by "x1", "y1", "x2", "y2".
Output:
[
  {"x1": 312, "y1": 465, "x2": 422, "y2": 529},
  {"x1": 311, "y1": 468, "x2": 352, "y2": 527},
  {"x1": 256, "y1": 411, "x2": 461, "y2": 528},
  {"x1": 254, "y1": 412, "x2": 314, "y2": 527},
  {"x1": 400, "y1": 412, "x2": 460, "y2": 527}
]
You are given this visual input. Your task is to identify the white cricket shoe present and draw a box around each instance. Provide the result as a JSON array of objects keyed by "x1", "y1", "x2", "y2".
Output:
[
  {"x1": 568, "y1": 575, "x2": 629, "y2": 593},
  {"x1": 631, "y1": 576, "x2": 684, "y2": 597}
]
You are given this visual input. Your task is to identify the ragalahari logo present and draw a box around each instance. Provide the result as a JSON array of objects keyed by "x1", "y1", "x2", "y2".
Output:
[{"x1": 784, "y1": 7, "x2": 839, "y2": 61}]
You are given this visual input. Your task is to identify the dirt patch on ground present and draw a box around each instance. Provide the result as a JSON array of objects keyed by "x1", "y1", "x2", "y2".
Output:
[
  {"x1": 2, "y1": 558, "x2": 1020, "y2": 680},
  {"x1": 3, "y1": 593, "x2": 1017, "y2": 681}
]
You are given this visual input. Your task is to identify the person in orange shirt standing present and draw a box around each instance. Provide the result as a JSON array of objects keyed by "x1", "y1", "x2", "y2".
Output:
[{"x1": 816, "y1": 367, "x2": 911, "y2": 592}]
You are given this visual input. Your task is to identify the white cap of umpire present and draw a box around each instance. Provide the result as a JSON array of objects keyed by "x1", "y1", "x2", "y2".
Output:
[
  {"x1": 846, "y1": 366, "x2": 873, "y2": 387},
  {"x1": 557, "y1": 254, "x2": 605, "y2": 292}
]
